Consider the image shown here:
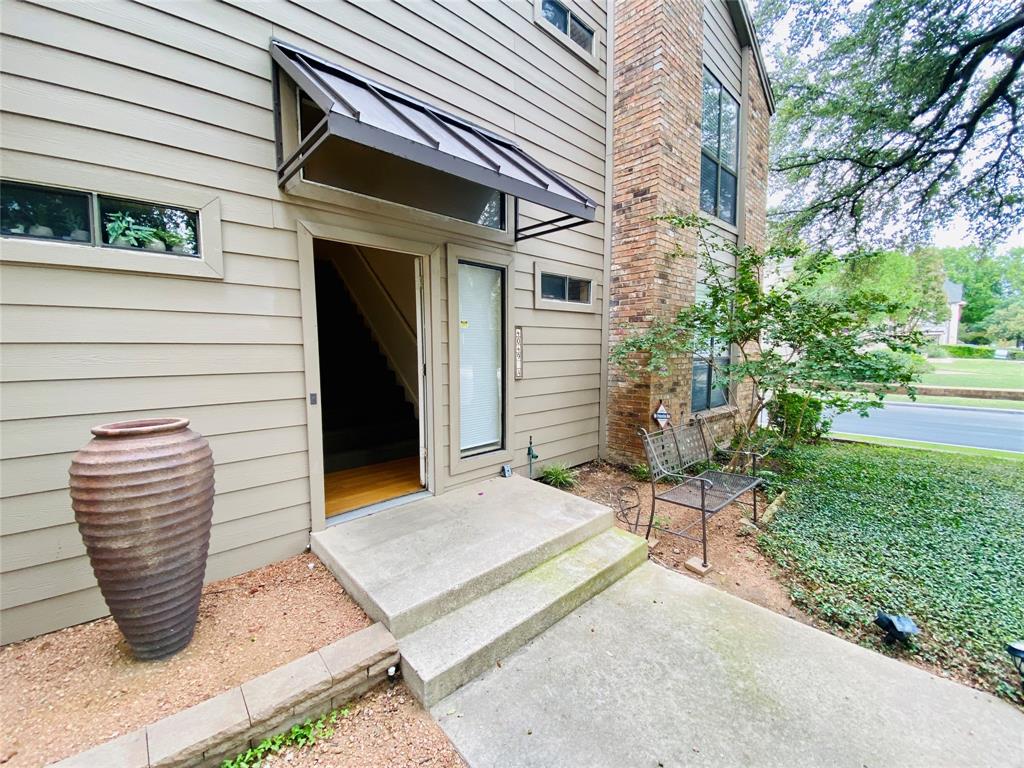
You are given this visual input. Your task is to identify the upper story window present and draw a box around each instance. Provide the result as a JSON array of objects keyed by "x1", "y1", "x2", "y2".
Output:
[
  {"x1": 538, "y1": 0, "x2": 595, "y2": 56},
  {"x1": 1, "y1": 181, "x2": 200, "y2": 257},
  {"x1": 540, "y1": 271, "x2": 591, "y2": 304},
  {"x1": 700, "y1": 70, "x2": 740, "y2": 225}
]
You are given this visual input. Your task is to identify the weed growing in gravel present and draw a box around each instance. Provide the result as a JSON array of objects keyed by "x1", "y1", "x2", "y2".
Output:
[
  {"x1": 539, "y1": 463, "x2": 578, "y2": 489},
  {"x1": 759, "y1": 442, "x2": 1024, "y2": 706},
  {"x1": 628, "y1": 463, "x2": 652, "y2": 482},
  {"x1": 221, "y1": 706, "x2": 350, "y2": 768}
]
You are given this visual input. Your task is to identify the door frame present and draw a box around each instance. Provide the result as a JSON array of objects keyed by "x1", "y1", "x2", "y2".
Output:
[{"x1": 296, "y1": 219, "x2": 437, "y2": 532}]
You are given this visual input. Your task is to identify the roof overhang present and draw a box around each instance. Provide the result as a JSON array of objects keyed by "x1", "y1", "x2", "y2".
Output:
[
  {"x1": 270, "y1": 39, "x2": 598, "y2": 240},
  {"x1": 725, "y1": 0, "x2": 776, "y2": 115}
]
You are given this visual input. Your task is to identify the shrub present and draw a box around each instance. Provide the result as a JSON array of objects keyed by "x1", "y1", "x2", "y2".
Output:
[
  {"x1": 867, "y1": 349, "x2": 933, "y2": 375},
  {"x1": 627, "y1": 463, "x2": 651, "y2": 482},
  {"x1": 539, "y1": 463, "x2": 577, "y2": 489},
  {"x1": 1009, "y1": 349, "x2": 1024, "y2": 361},
  {"x1": 942, "y1": 344, "x2": 995, "y2": 358},
  {"x1": 959, "y1": 330, "x2": 992, "y2": 346},
  {"x1": 767, "y1": 392, "x2": 832, "y2": 445}
]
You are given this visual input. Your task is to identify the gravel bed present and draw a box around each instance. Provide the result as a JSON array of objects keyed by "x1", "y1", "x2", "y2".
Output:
[
  {"x1": 0, "y1": 553, "x2": 371, "y2": 767},
  {"x1": 276, "y1": 682, "x2": 465, "y2": 768}
]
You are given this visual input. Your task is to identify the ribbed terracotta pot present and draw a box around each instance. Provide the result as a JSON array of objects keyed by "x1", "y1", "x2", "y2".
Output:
[{"x1": 69, "y1": 418, "x2": 214, "y2": 660}]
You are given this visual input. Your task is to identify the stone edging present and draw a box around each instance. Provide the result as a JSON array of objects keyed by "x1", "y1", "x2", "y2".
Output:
[{"x1": 50, "y1": 622, "x2": 399, "y2": 768}]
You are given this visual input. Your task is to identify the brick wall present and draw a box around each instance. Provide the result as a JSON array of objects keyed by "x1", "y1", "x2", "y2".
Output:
[{"x1": 608, "y1": 0, "x2": 772, "y2": 464}]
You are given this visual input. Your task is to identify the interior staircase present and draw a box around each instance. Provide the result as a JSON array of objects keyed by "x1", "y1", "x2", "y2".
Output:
[
  {"x1": 314, "y1": 258, "x2": 418, "y2": 473},
  {"x1": 311, "y1": 475, "x2": 647, "y2": 707}
]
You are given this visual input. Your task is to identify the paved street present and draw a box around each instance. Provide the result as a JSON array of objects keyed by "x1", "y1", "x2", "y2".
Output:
[{"x1": 831, "y1": 402, "x2": 1024, "y2": 452}]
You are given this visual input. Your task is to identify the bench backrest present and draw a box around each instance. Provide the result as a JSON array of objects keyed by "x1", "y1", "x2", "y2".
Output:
[{"x1": 638, "y1": 420, "x2": 712, "y2": 483}]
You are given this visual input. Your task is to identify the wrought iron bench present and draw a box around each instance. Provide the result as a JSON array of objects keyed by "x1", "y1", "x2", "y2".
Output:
[{"x1": 622, "y1": 414, "x2": 763, "y2": 570}]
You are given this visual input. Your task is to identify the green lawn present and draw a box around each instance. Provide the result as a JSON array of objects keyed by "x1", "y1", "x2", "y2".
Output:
[
  {"x1": 884, "y1": 393, "x2": 1024, "y2": 411},
  {"x1": 760, "y1": 442, "x2": 1024, "y2": 705},
  {"x1": 920, "y1": 357, "x2": 1024, "y2": 390}
]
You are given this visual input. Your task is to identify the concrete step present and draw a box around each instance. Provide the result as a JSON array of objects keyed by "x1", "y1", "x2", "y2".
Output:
[
  {"x1": 399, "y1": 527, "x2": 647, "y2": 706},
  {"x1": 312, "y1": 475, "x2": 614, "y2": 638}
]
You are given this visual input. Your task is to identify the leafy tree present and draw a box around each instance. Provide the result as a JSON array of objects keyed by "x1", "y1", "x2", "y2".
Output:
[
  {"x1": 758, "y1": 0, "x2": 1024, "y2": 247},
  {"x1": 610, "y1": 215, "x2": 925, "y2": 451},
  {"x1": 797, "y1": 247, "x2": 949, "y2": 330},
  {"x1": 984, "y1": 297, "x2": 1024, "y2": 346},
  {"x1": 934, "y1": 245, "x2": 1006, "y2": 327}
]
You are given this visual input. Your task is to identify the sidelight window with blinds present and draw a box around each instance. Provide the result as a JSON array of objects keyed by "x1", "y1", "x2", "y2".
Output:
[{"x1": 457, "y1": 261, "x2": 505, "y2": 457}]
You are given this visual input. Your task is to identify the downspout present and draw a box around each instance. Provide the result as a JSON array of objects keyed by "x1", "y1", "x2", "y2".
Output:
[{"x1": 598, "y1": 0, "x2": 616, "y2": 460}]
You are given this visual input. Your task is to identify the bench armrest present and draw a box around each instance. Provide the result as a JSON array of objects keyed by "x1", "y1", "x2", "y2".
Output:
[
  {"x1": 715, "y1": 447, "x2": 768, "y2": 460},
  {"x1": 679, "y1": 474, "x2": 715, "y2": 490}
]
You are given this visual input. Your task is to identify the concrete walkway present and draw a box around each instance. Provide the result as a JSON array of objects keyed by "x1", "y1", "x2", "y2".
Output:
[{"x1": 435, "y1": 563, "x2": 1024, "y2": 768}]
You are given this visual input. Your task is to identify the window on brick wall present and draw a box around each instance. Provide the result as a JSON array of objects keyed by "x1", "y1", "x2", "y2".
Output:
[
  {"x1": 691, "y1": 336, "x2": 730, "y2": 412},
  {"x1": 700, "y1": 70, "x2": 740, "y2": 225}
]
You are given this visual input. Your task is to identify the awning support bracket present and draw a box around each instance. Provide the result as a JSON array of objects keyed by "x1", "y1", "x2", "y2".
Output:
[{"x1": 513, "y1": 198, "x2": 590, "y2": 242}]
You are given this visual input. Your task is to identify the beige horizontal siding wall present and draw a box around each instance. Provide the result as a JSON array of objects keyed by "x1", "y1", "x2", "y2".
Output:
[{"x1": 0, "y1": 0, "x2": 608, "y2": 642}]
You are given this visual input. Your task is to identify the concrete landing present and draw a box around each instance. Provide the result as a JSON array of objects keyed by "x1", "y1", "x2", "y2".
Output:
[
  {"x1": 435, "y1": 562, "x2": 1024, "y2": 768},
  {"x1": 311, "y1": 475, "x2": 613, "y2": 638}
]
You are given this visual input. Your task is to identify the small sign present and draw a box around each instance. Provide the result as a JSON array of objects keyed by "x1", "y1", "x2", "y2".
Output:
[
  {"x1": 653, "y1": 402, "x2": 670, "y2": 428},
  {"x1": 459, "y1": 319, "x2": 470, "y2": 329},
  {"x1": 514, "y1": 326, "x2": 524, "y2": 380}
]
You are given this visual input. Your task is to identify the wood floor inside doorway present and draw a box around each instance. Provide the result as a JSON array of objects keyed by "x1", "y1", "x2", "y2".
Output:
[{"x1": 324, "y1": 456, "x2": 423, "y2": 518}]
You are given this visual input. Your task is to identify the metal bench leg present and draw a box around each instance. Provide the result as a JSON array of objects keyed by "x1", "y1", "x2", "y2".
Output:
[
  {"x1": 644, "y1": 479, "x2": 656, "y2": 540},
  {"x1": 700, "y1": 485, "x2": 708, "y2": 568},
  {"x1": 753, "y1": 454, "x2": 759, "y2": 524}
]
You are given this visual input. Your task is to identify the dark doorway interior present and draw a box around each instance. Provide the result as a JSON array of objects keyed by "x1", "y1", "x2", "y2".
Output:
[{"x1": 313, "y1": 243, "x2": 421, "y2": 517}]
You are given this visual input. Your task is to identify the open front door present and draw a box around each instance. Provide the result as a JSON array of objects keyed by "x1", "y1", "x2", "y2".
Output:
[{"x1": 311, "y1": 238, "x2": 428, "y2": 521}]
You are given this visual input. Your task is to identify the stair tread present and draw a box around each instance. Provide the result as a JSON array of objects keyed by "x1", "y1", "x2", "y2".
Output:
[
  {"x1": 400, "y1": 527, "x2": 645, "y2": 685},
  {"x1": 312, "y1": 476, "x2": 613, "y2": 639}
]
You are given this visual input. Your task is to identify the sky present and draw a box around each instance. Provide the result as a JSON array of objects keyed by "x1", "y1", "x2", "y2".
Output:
[
  {"x1": 932, "y1": 214, "x2": 1023, "y2": 254},
  {"x1": 753, "y1": 0, "x2": 1023, "y2": 255}
]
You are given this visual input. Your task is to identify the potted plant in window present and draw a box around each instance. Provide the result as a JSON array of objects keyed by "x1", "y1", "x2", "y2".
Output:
[
  {"x1": 28, "y1": 200, "x2": 55, "y2": 238},
  {"x1": 105, "y1": 212, "x2": 158, "y2": 249},
  {"x1": 63, "y1": 209, "x2": 90, "y2": 242},
  {"x1": 154, "y1": 228, "x2": 185, "y2": 253}
]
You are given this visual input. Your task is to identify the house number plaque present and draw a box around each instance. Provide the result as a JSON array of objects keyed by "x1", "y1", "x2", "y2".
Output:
[{"x1": 514, "y1": 326, "x2": 523, "y2": 380}]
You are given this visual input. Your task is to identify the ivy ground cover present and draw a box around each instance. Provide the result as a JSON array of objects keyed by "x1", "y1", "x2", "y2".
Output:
[{"x1": 760, "y1": 442, "x2": 1024, "y2": 705}]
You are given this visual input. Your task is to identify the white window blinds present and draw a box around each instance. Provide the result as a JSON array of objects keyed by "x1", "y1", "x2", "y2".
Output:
[{"x1": 458, "y1": 261, "x2": 504, "y2": 455}]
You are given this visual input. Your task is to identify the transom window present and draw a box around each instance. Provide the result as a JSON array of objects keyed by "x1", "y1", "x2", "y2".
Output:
[
  {"x1": 539, "y1": 0, "x2": 595, "y2": 55},
  {"x1": 1, "y1": 181, "x2": 200, "y2": 257},
  {"x1": 540, "y1": 272, "x2": 591, "y2": 304},
  {"x1": 700, "y1": 70, "x2": 740, "y2": 225}
]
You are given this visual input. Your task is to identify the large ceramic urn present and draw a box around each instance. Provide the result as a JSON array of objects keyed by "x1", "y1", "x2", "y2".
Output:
[{"x1": 69, "y1": 418, "x2": 214, "y2": 660}]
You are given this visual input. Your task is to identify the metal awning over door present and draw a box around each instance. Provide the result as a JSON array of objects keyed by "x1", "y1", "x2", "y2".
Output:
[{"x1": 270, "y1": 39, "x2": 597, "y2": 240}]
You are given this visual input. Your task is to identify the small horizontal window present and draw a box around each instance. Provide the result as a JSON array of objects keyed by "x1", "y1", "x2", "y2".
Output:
[
  {"x1": 540, "y1": 0, "x2": 594, "y2": 55},
  {"x1": 1, "y1": 181, "x2": 92, "y2": 243},
  {"x1": 0, "y1": 181, "x2": 201, "y2": 258},
  {"x1": 100, "y1": 196, "x2": 199, "y2": 256},
  {"x1": 540, "y1": 271, "x2": 591, "y2": 304}
]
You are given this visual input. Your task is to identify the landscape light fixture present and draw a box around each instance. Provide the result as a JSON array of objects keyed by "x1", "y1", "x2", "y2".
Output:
[
  {"x1": 873, "y1": 610, "x2": 920, "y2": 644},
  {"x1": 1008, "y1": 642, "x2": 1024, "y2": 689}
]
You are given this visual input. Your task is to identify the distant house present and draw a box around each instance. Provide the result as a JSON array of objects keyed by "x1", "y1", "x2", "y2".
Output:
[{"x1": 920, "y1": 280, "x2": 966, "y2": 345}]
